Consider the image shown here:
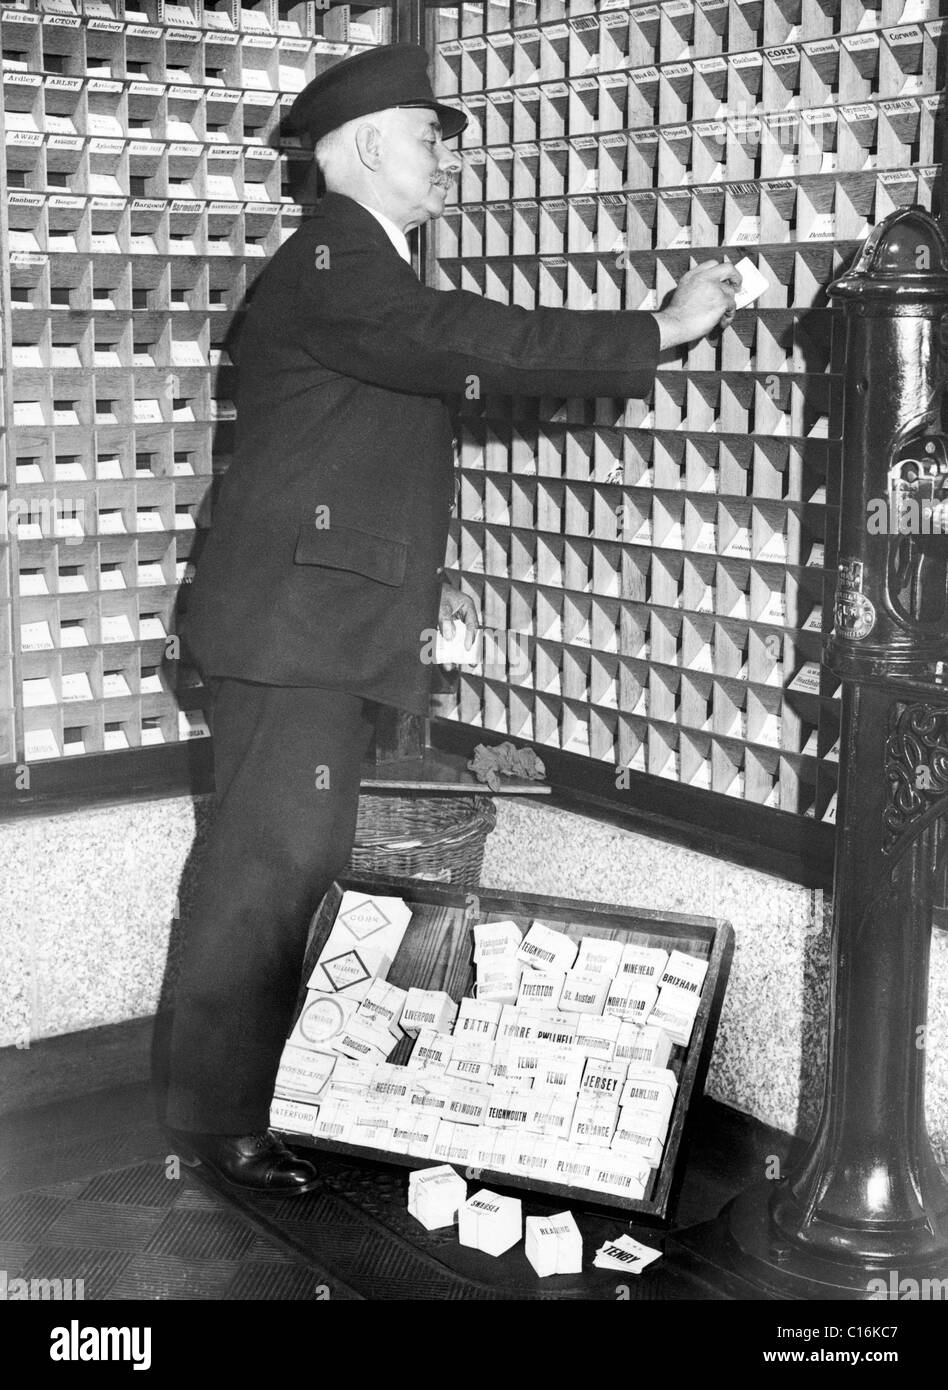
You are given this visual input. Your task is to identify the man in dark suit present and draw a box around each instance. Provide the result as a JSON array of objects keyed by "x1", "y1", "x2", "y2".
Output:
[{"x1": 164, "y1": 44, "x2": 739, "y2": 1192}]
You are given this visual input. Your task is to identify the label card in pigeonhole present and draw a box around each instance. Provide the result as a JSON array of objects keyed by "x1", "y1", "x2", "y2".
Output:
[{"x1": 732, "y1": 256, "x2": 768, "y2": 309}]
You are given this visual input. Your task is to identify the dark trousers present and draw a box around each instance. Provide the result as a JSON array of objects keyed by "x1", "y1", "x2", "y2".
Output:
[{"x1": 164, "y1": 678, "x2": 378, "y2": 1133}]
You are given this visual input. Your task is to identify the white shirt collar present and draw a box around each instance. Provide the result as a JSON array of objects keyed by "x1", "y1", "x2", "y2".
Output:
[{"x1": 355, "y1": 201, "x2": 412, "y2": 265}]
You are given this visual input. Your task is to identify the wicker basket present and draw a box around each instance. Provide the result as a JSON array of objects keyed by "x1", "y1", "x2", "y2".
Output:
[{"x1": 346, "y1": 792, "x2": 496, "y2": 887}]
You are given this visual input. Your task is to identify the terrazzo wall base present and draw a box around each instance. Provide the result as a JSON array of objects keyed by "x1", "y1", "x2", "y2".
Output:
[{"x1": 2, "y1": 793, "x2": 947, "y2": 1162}]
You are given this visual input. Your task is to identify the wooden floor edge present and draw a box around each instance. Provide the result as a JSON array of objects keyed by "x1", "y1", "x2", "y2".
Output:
[{"x1": 0, "y1": 1013, "x2": 157, "y2": 1117}]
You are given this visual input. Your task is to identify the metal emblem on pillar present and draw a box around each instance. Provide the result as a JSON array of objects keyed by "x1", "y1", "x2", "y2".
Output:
[{"x1": 674, "y1": 206, "x2": 948, "y2": 1298}]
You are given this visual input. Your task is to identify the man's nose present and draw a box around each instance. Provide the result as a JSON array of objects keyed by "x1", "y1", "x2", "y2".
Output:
[{"x1": 439, "y1": 145, "x2": 463, "y2": 176}]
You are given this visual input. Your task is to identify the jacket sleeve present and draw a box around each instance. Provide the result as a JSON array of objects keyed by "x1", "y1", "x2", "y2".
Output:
[{"x1": 290, "y1": 228, "x2": 661, "y2": 401}]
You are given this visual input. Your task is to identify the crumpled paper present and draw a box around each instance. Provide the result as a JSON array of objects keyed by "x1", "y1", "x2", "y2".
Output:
[{"x1": 467, "y1": 741, "x2": 547, "y2": 792}]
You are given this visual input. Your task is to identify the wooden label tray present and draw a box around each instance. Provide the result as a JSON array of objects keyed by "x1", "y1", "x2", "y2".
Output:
[{"x1": 276, "y1": 872, "x2": 734, "y2": 1223}]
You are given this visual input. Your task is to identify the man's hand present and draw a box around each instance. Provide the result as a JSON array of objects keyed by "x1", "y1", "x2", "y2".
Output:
[
  {"x1": 654, "y1": 261, "x2": 742, "y2": 349},
  {"x1": 439, "y1": 582, "x2": 479, "y2": 649}
]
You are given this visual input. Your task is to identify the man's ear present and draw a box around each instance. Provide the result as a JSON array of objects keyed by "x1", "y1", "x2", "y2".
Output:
[{"x1": 354, "y1": 121, "x2": 383, "y2": 171}]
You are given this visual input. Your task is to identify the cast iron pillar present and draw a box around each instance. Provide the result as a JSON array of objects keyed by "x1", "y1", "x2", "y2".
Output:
[{"x1": 684, "y1": 207, "x2": 948, "y2": 1299}]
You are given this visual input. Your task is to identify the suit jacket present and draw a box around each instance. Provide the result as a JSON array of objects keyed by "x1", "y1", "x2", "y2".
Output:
[{"x1": 182, "y1": 191, "x2": 661, "y2": 715}]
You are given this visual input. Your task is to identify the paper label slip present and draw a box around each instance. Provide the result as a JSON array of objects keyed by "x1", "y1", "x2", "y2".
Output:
[{"x1": 732, "y1": 256, "x2": 769, "y2": 310}]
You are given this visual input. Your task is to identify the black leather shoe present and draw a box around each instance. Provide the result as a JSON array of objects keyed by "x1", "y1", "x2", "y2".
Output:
[{"x1": 167, "y1": 1128, "x2": 320, "y2": 1195}]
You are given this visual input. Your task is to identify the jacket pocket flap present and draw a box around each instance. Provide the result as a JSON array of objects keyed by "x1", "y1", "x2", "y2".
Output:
[{"x1": 293, "y1": 523, "x2": 407, "y2": 587}]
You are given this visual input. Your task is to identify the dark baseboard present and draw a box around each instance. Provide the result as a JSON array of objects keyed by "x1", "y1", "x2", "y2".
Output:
[{"x1": 0, "y1": 1015, "x2": 156, "y2": 1117}]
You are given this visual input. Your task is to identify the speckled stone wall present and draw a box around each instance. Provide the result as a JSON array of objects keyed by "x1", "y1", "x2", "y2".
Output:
[{"x1": 2, "y1": 793, "x2": 946, "y2": 1160}]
